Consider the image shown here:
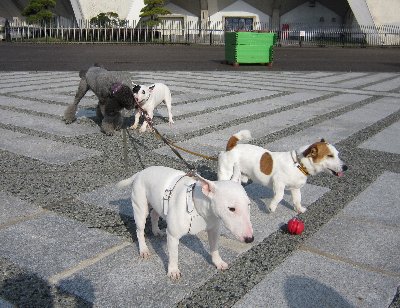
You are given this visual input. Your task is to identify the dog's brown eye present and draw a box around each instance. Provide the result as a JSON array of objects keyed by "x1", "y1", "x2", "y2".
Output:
[
  {"x1": 328, "y1": 155, "x2": 334, "y2": 158},
  {"x1": 142, "y1": 90, "x2": 145, "y2": 94},
  {"x1": 228, "y1": 207, "x2": 236, "y2": 212}
]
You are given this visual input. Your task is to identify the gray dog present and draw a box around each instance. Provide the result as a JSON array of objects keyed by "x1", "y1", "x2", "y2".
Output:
[{"x1": 64, "y1": 65, "x2": 135, "y2": 135}]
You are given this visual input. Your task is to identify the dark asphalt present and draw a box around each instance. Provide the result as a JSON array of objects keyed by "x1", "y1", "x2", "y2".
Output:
[{"x1": 0, "y1": 42, "x2": 399, "y2": 71}]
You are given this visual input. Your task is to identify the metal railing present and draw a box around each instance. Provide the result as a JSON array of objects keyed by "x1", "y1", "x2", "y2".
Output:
[{"x1": 2, "y1": 18, "x2": 400, "y2": 47}]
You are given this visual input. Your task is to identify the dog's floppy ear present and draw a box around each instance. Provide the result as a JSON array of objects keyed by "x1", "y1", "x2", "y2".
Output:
[
  {"x1": 303, "y1": 144, "x2": 318, "y2": 158},
  {"x1": 195, "y1": 174, "x2": 216, "y2": 198},
  {"x1": 230, "y1": 163, "x2": 241, "y2": 183}
]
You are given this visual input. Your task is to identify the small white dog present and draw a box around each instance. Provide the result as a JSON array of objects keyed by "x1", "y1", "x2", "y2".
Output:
[
  {"x1": 218, "y1": 130, "x2": 348, "y2": 213},
  {"x1": 117, "y1": 165, "x2": 254, "y2": 280},
  {"x1": 130, "y1": 83, "x2": 174, "y2": 132}
]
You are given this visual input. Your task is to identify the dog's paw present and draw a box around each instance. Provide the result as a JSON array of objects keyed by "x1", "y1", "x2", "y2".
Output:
[
  {"x1": 215, "y1": 260, "x2": 229, "y2": 271},
  {"x1": 103, "y1": 130, "x2": 115, "y2": 136},
  {"x1": 139, "y1": 127, "x2": 147, "y2": 133},
  {"x1": 268, "y1": 204, "x2": 277, "y2": 213},
  {"x1": 64, "y1": 118, "x2": 75, "y2": 124},
  {"x1": 168, "y1": 268, "x2": 181, "y2": 280},
  {"x1": 130, "y1": 124, "x2": 138, "y2": 130},
  {"x1": 139, "y1": 249, "x2": 151, "y2": 259},
  {"x1": 296, "y1": 206, "x2": 307, "y2": 214}
]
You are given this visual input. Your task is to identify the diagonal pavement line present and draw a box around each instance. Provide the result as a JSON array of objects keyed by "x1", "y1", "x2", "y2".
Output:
[{"x1": 48, "y1": 241, "x2": 132, "y2": 285}]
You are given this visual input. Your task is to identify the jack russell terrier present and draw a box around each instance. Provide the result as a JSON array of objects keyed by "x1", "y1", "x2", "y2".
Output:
[
  {"x1": 117, "y1": 165, "x2": 254, "y2": 280},
  {"x1": 218, "y1": 130, "x2": 348, "y2": 214},
  {"x1": 130, "y1": 83, "x2": 174, "y2": 132}
]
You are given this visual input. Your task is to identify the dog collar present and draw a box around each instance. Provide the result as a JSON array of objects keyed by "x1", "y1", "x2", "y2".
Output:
[
  {"x1": 291, "y1": 151, "x2": 309, "y2": 176},
  {"x1": 111, "y1": 83, "x2": 123, "y2": 95}
]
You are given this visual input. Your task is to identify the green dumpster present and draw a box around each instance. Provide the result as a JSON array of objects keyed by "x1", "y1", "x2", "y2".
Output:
[{"x1": 225, "y1": 32, "x2": 277, "y2": 66}]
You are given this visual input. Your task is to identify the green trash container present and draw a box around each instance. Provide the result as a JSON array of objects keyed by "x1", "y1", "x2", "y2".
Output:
[{"x1": 225, "y1": 32, "x2": 277, "y2": 66}]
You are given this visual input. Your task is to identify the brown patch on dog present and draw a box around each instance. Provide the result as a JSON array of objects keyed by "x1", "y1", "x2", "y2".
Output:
[
  {"x1": 303, "y1": 142, "x2": 332, "y2": 163},
  {"x1": 260, "y1": 152, "x2": 273, "y2": 175},
  {"x1": 226, "y1": 136, "x2": 239, "y2": 151}
]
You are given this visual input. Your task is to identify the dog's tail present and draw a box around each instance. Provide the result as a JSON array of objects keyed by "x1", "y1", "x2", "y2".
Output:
[
  {"x1": 226, "y1": 130, "x2": 252, "y2": 151},
  {"x1": 116, "y1": 174, "x2": 137, "y2": 189}
]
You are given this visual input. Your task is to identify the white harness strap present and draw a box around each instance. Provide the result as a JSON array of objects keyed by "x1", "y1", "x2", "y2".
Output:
[
  {"x1": 162, "y1": 175, "x2": 196, "y2": 216},
  {"x1": 186, "y1": 183, "x2": 195, "y2": 213}
]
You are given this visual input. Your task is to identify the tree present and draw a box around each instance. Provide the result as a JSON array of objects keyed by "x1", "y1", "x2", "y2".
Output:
[
  {"x1": 140, "y1": 0, "x2": 171, "y2": 27},
  {"x1": 22, "y1": 0, "x2": 56, "y2": 24},
  {"x1": 90, "y1": 12, "x2": 122, "y2": 28}
]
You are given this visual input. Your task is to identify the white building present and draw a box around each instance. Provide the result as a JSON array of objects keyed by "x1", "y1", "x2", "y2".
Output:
[{"x1": 1, "y1": 0, "x2": 400, "y2": 30}]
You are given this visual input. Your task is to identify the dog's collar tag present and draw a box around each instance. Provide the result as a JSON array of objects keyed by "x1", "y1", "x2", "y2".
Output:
[{"x1": 186, "y1": 184, "x2": 195, "y2": 213}]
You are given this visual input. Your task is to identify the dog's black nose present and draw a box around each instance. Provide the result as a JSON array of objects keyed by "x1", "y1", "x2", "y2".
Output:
[
  {"x1": 244, "y1": 236, "x2": 254, "y2": 243},
  {"x1": 342, "y1": 165, "x2": 348, "y2": 171}
]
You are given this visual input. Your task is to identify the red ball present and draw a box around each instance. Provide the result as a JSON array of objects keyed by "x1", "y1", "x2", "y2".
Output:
[{"x1": 287, "y1": 217, "x2": 305, "y2": 235}]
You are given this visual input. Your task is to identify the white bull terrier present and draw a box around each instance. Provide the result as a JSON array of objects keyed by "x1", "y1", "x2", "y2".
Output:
[
  {"x1": 117, "y1": 165, "x2": 254, "y2": 280},
  {"x1": 218, "y1": 130, "x2": 348, "y2": 214},
  {"x1": 130, "y1": 83, "x2": 174, "y2": 132}
]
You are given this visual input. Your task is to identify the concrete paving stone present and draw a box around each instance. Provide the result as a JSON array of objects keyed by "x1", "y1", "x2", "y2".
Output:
[
  {"x1": 339, "y1": 172, "x2": 400, "y2": 227},
  {"x1": 78, "y1": 183, "x2": 132, "y2": 217},
  {"x1": 0, "y1": 212, "x2": 124, "y2": 278},
  {"x1": 0, "y1": 95, "x2": 96, "y2": 118},
  {"x1": 156, "y1": 91, "x2": 325, "y2": 135},
  {"x1": 0, "y1": 95, "x2": 67, "y2": 116},
  {"x1": 265, "y1": 96, "x2": 400, "y2": 151},
  {"x1": 13, "y1": 88, "x2": 98, "y2": 106},
  {"x1": 362, "y1": 75, "x2": 400, "y2": 92},
  {"x1": 314, "y1": 72, "x2": 369, "y2": 83},
  {"x1": 156, "y1": 89, "x2": 280, "y2": 118},
  {"x1": 359, "y1": 121, "x2": 400, "y2": 155},
  {"x1": 0, "y1": 92, "x2": 97, "y2": 118},
  {"x1": 334, "y1": 73, "x2": 397, "y2": 88},
  {"x1": 0, "y1": 109, "x2": 99, "y2": 137},
  {"x1": 0, "y1": 191, "x2": 43, "y2": 226},
  {"x1": 135, "y1": 75, "x2": 263, "y2": 92},
  {"x1": 305, "y1": 172, "x2": 400, "y2": 274},
  {"x1": 0, "y1": 81, "x2": 78, "y2": 95},
  {"x1": 57, "y1": 236, "x2": 237, "y2": 307},
  {"x1": 299, "y1": 72, "x2": 343, "y2": 79},
  {"x1": 233, "y1": 250, "x2": 399, "y2": 308},
  {"x1": 154, "y1": 93, "x2": 371, "y2": 161},
  {"x1": 0, "y1": 128, "x2": 101, "y2": 165}
]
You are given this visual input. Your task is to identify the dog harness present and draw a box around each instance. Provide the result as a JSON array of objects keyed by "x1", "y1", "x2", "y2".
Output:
[
  {"x1": 162, "y1": 174, "x2": 195, "y2": 214},
  {"x1": 162, "y1": 174, "x2": 203, "y2": 234},
  {"x1": 291, "y1": 151, "x2": 309, "y2": 176}
]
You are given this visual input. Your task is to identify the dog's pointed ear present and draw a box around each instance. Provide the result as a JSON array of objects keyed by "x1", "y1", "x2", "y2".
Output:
[
  {"x1": 132, "y1": 84, "x2": 141, "y2": 93},
  {"x1": 230, "y1": 163, "x2": 241, "y2": 183},
  {"x1": 196, "y1": 175, "x2": 216, "y2": 198},
  {"x1": 149, "y1": 84, "x2": 156, "y2": 92}
]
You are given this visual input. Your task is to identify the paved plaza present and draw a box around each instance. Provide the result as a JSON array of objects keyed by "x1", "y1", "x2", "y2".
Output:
[{"x1": 0, "y1": 69, "x2": 399, "y2": 307}]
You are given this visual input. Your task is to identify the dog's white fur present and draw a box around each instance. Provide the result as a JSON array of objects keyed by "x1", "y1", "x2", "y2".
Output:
[
  {"x1": 218, "y1": 130, "x2": 348, "y2": 213},
  {"x1": 117, "y1": 166, "x2": 254, "y2": 279},
  {"x1": 131, "y1": 83, "x2": 174, "y2": 132}
]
